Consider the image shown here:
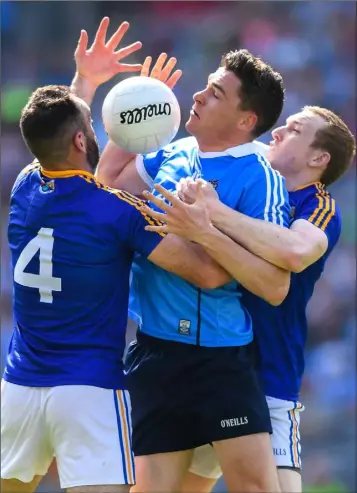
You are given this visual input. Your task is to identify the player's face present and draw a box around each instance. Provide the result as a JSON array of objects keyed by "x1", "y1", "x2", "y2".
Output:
[
  {"x1": 76, "y1": 99, "x2": 100, "y2": 172},
  {"x1": 185, "y1": 68, "x2": 256, "y2": 148},
  {"x1": 268, "y1": 110, "x2": 327, "y2": 176}
]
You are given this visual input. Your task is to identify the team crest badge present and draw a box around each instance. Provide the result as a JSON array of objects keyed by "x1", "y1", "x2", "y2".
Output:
[{"x1": 40, "y1": 179, "x2": 55, "y2": 194}]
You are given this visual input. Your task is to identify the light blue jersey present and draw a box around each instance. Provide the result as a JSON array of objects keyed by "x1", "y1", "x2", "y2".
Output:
[{"x1": 129, "y1": 137, "x2": 290, "y2": 347}]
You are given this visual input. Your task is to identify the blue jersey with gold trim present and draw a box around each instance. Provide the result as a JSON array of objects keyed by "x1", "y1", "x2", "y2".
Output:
[
  {"x1": 4, "y1": 163, "x2": 163, "y2": 389},
  {"x1": 241, "y1": 182, "x2": 341, "y2": 401}
]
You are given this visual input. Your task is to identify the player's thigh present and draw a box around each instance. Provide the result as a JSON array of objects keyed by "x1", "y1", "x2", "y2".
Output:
[
  {"x1": 45, "y1": 385, "x2": 135, "y2": 490},
  {"x1": 278, "y1": 468, "x2": 302, "y2": 493},
  {"x1": 189, "y1": 444, "x2": 221, "y2": 482},
  {"x1": 132, "y1": 450, "x2": 193, "y2": 493},
  {"x1": 67, "y1": 486, "x2": 130, "y2": 493},
  {"x1": 1, "y1": 476, "x2": 42, "y2": 493},
  {"x1": 182, "y1": 471, "x2": 217, "y2": 493},
  {"x1": 192, "y1": 345, "x2": 279, "y2": 491},
  {"x1": 1, "y1": 380, "x2": 53, "y2": 484},
  {"x1": 213, "y1": 433, "x2": 280, "y2": 493}
]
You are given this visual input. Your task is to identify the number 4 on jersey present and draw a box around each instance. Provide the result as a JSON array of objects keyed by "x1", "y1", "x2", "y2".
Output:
[{"x1": 14, "y1": 228, "x2": 62, "y2": 304}]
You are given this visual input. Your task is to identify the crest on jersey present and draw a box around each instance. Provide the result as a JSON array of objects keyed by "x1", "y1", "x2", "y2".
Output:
[
  {"x1": 289, "y1": 206, "x2": 296, "y2": 220},
  {"x1": 209, "y1": 179, "x2": 219, "y2": 190},
  {"x1": 40, "y1": 180, "x2": 55, "y2": 194}
]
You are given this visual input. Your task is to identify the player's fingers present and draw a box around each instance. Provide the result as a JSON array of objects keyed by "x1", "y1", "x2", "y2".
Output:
[
  {"x1": 74, "y1": 30, "x2": 89, "y2": 58},
  {"x1": 153, "y1": 184, "x2": 181, "y2": 206},
  {"x1": 117, "y1": 63, "x2": 143, "y2": 73},
  {"x1": 151, "y1": 53, "x2": 168, "y2": 77},
  {"x1": 140, "y1": 206, "x2": 167, "y2": 222},
  {"x1": 145, "y1": 225, "x2": 168, "y2": 233},
  {"x1": 142, "y1": 191, "x2": 170, "y2": 212},
  {"x1": 165, "y1": 70, "x2": 183, "y2": 89},
  {"x1": 93, "y1": 17, "x2": 110, "y2": 46},
  {"x1": 141, "y1": 56, "x2": 152, "y2": 77},
  {"x1": 106, "y1": 21, "x2": 130, "y2": 50},
  {"x1": 159, "y1": 57, "x2": 177, "y2": 82},
  {"x1": 114, "y1": 41, "x2": 142, "y2": 60}
]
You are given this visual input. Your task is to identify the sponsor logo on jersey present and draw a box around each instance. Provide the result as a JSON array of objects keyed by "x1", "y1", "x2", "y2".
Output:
[{"x1": 221, "y1": 417, "x2": 248, "y2": 428}]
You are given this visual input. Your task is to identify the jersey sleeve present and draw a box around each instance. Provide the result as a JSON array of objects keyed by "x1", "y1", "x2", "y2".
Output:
[
  {"x1": 238, "y1": 157, "x2": 290, "y2": 227},
  {"x1": 297, "y1": 192, "x2": 342, "y2": 251},
  {"x1": 135, "y1": 137, "x2": 190, "y2": 186},
  {"x1": 111, "y1": 189, "x2": 165, "y2": 257}
]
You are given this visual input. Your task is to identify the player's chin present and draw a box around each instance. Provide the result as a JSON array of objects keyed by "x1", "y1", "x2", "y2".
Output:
[{"x1": 185, "y1": 117, "x2": 198, "y2": 134}]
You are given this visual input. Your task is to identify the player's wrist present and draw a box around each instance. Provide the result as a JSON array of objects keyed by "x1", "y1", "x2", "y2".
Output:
[
  {"x1": 70, "y1": 73, "x2": 98, "y2": 105},
  {"x1": 208, "y1": 200, "x2": 226, "y2": 227}
]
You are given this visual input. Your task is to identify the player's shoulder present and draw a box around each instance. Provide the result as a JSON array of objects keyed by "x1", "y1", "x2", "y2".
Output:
[
  {"x1": 90, "y1": 175, "x2": 145, "y2": 214},
  {"x1": 12, "y1": 160, "x2": 41, "y2": 195},
  {"x1": 163, "y1": 136, "x2": 198, "y2": 155},
  {"x1": 295, "y1": 182, "x2": 341, "y2": 232}
]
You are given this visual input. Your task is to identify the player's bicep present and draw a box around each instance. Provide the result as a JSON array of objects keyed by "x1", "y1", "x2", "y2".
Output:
[
  {"x1": 290, "y1": 219, "x2": 328, "y2": 267},
  {"x1": 111, "y1": 157, "x2": 150, "y2": 196},
  {"x1": 148, "y1": 235, "x2": 231, "y2": 289}
]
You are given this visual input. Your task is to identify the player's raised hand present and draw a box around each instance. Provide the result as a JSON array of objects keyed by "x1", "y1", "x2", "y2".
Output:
[
  {"x1": 141, "y1": 183, "x2": 212, "y2": 243},
  {"x1": 141, "y1": 53, "x2": 183, "y2": 89},
  {"x1": 74, "y1": 17, "x2": 143, "y2": 88}
]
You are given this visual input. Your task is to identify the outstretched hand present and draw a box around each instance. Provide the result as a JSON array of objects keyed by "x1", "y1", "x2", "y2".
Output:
[
  {"x1": 140, "y1": 182, "x2": 212, "y2": 243},
  {"x1": 74, "y1": 17, "x2": 143, "y2": 88},
  {"x1": 141, "y1": 53, "x2": 183, "y2": 89}
]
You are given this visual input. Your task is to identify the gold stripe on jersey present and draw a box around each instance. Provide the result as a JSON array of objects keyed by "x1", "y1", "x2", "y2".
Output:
[
  {"x1": 78, "y1": 176, "x2": 165, "y2": 237},
  {"x1": 307, "y1": 184, "x2": 335, "y2": 231}
]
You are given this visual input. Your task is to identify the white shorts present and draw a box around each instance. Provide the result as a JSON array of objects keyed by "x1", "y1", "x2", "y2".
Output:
[
  {"x1": 189, "y1": 395, "x2": 304, "y2": 479},
  {"x1": 1, "y1": 381, "x2": 135, "y2": 488}
]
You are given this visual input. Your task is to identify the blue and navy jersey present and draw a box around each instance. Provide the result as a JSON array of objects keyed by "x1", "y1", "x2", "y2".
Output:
[
  {"x1": 4, "y1": 163, "x2": 163, "y2": 389},
  {"x1": 130, "y1": 137, "x2": 290, "y2": 347},
  {"x1": 241, "y1": 182, "x2": 341, "y2": 401}
]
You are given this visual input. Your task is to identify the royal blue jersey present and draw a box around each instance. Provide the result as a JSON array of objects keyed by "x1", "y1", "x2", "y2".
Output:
[
  {"x1": 4, "y1": 163, "x2": 163, "y2": 389},
  {"x1": 129, "y1": 137, "x2": 290, "y2": 346},
  {"x1": 241, "y1": 182, "x2": 341, "y2": 401}
]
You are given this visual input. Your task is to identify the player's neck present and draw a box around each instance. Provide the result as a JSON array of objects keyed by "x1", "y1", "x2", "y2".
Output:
[
  {"x1": 196, "y1": 136, "x2": 252, "y2": 152},
  {"x1": 284, "y1": 171, "x2": 322, "y2": 192},
  {"x1": 40, "y1": 160, "x2": 93, "y2": 175}
]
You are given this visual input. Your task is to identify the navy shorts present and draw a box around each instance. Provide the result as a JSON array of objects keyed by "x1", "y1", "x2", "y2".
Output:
[{"x1": 124, "y1": 332, "x2": 272, "y2": 456}]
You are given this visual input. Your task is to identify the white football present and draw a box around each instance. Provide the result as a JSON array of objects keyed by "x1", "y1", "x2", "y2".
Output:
[{"x1": 102, "y1": 76, "x2": 181, "y2": 154}]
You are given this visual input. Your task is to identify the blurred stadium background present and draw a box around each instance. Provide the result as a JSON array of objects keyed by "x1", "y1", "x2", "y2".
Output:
[{"x1": 1, "y1": 2, "x2": 355, "y2": 492}]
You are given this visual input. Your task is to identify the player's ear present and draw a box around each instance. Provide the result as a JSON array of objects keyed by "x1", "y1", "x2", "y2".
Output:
[
  {"x1": 73, "y1": 131, "x2": 87, "y2": 154},
  {"x1": 310, "y1": 150, "x2": 330, "y2": 169},
  {"x1": 237, "y1": 112, "x2": 257, "y2": 134}
]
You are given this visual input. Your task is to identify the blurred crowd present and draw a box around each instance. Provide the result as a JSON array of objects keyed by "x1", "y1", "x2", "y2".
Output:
[{"x1": 1, "y1": 2, "x2": 355, "y2": 492}]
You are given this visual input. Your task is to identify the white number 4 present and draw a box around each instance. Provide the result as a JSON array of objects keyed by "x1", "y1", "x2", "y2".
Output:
[{"x1": 14, "y1": 228, "x2": 62, "y2": 304}]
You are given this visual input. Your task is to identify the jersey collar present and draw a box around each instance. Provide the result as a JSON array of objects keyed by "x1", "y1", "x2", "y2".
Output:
[
  {"x1": 40, "y1": 168, "x2": 95, "y2": 179},
  {"x1": 198, "y1": 140, "x2": 268, "y2": 159}
]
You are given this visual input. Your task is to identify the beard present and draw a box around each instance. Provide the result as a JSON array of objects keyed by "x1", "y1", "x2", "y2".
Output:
[{"x1": 86, "y1": 133, "x2": 100, "y2": 173}]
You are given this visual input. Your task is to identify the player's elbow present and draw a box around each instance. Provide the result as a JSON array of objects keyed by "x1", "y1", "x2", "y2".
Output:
[
  {"x1": 285, "y1": 249, "x2": 309, "y2": 273},
  {"x1": 198, "y1": 270, "x2": 231, "y2": 289},
  {"x1": 264, "y1": 273, "x2": 290, "y2": 306}
]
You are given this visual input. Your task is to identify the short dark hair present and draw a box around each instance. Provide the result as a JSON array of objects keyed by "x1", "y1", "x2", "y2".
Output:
[
  {"x1": 305, "y1": 106, "x2": 356, "y2": 186},
  {"x1": 221, "y1": 49, "x2": 285, "y2": 137},
  {"x1": 20, "y1": 85, "x2": 86, "y2": 165}
]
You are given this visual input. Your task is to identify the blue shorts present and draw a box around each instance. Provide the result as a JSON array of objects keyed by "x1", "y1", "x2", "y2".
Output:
[{"x1": 124, "y1": 332, "x2": 272, "y2": 455}]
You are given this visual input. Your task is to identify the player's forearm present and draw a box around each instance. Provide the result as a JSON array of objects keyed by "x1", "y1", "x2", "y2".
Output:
[
  {"x1": 211, "y1": 202, "x2": 300, "y2": 272},
  {"x1": 70, "y1": 73, "x2": 98, "y2": 106},
  {"x1": 198, "y1": 226, "x2": 290, "y2": 306},
  {"x1": 95, "y1": 141, "x2": 136, "y2": 187}
]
